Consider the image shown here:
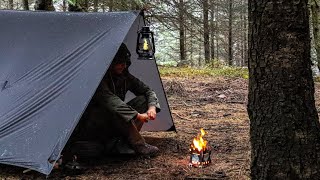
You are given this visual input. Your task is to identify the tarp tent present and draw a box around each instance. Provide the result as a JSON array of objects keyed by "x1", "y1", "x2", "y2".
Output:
[{"x1": 0, "y1": 10, "x2": 174, "y2": 175}]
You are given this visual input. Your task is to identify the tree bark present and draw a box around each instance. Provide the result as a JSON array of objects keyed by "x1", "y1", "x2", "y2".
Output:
[
  {"x1": 68, "y1": 0, "x2": 84, "y2": 12},
  {"x1": 210, "y1": 0, "x2": 215, "y2": 62},
  {"x1": 203, "y1": 0, "x2": 210, "y2": 64},
  {"x1": 23, "y1": 0, "x2": 29, "y2": 10},
  {"x1": 248, "y1": 0, "x2": 320, "y2": 179},
  {"x1": 9, "y1": 0, "x2": 13, "y2": 9},
  {"x1": 190, "y1": 18, "x2": 194, "y2": 66},
  {"x1": 68, "y1": 4, "x2": 83, "y2": 12},
  {"x1": 108, "y1": 0, "x2": 114, "y2": 11},
  {"x1": 243, "y1": 0, "x2": 248, "y2": 66},
  {"x1": 62, "y1": 0, "x2": 66, "y2": 12},
  {"x1": 80, "y1": 0, "x2": 89, "y2": 12},
  {"x1": 215, "y1": 3, "x2": 219, "y2": 61},
  {"x1": 93, "y1": 0, "x2": 98, "y2": 12},
  {"x1": 240, "y1": 0, "x2": 244, "y2": 67},
  {"x1": 102, "y1": 0, "x2": 105, "y2": 12},
  {"x1": 179, "y1": 0, "x2": 186, "y2": 62},
  {"x1": 34, "y1": 0, "x2": 55, "y2": 11},
  {"x1": 228, "y1": 0, "x2": 233, "y2": 66}
]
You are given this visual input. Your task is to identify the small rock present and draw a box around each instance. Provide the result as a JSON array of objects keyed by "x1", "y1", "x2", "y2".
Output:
[
  {"x1": 217, "y1": 94, "x2": 227, "y2": 99},
  {"x1": 223, "y1": 113, "x2": 232, "y2": 117}
]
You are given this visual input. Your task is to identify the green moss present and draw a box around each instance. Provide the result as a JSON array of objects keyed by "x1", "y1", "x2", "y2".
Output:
[
  {"x1": 158, "y1": 66, "x2": 249, "y2": 79},
  {"x1": 314, "y1": 76, "x2": 320, "y2": 82}
]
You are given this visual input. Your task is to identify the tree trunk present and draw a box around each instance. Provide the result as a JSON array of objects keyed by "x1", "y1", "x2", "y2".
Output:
[
  {"x1": 80, "y1": 0, "x2": 89, "y2": 12},
  {"x1": 203, "y1": 0, "x2": 210, "y2": 64},
  {"x1": 102, "y1": 0, "x2": 105, "y2": 12},
  {"x1": 228, "y1": 0, "x2": 233, "y2": 66},
  {"x1": 68, "y1": 0, "x2": 84, "y2": 12},
  {"x1": 34, "y1": 0, "x2": 55, "y2": 11},
  {"x1": 311, "y1": 0, "x2": 320, "y2": 71},
  {"x1": 62, "y1": 0, "x2": 66, "y2": 12},
  {"x1": 240, "y1": 0, "x2": 244, "y2": 67},
  {"x1": 198, "y1": 46, "x2": 202, "y2": 67},
  {"x1": 9, "y1": 0, "x2": 13, "y2": 9},
  {"x1": 190, "y1": 18, "x2": 195, "y2": 66},
  {"x1": 179, "y1": 0, "x2": 186, "y2": 62},
  {"x1": 23, "y1": 0, "x2": 29, "y2": 10},
  {"x1": 108, "y1": 0, "x2": 114, "y2": 11},
  {"x1": 210, "y1": 0, "x2": 215, "y2": 62},
  {"x1": 93, "y1": 0, "x2": 98, "y2": 12},
  {"x1": 215, "y1": 3, "x2": 219, "y2": 61},
  {"x1": 243, "y1": 0, "x2": 248, "y2": 66},
  {"x1": 248, "y1": 0, "x2": 320, "y2": 179},
  {"x1": 68, "y1": 4, "x2": 83, "y2": 12}
]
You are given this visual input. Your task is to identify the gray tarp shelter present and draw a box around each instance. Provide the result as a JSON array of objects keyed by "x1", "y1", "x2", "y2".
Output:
[{"x1": 0, "y1": 10, "x2": 174, "y2": 175}]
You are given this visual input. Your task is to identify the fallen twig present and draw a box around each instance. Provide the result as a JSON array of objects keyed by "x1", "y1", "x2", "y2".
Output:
[
  {"x1": 226, "y1": 101, "x2": 245, "y2": 104},
  {"x1": 172, "y1": 112, "x2": 193, "y2": 121}
]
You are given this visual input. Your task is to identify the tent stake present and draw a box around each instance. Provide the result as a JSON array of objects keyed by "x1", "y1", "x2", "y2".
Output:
[{"x1": 23, "y1": 168, "x2": 32, "y2": 173}]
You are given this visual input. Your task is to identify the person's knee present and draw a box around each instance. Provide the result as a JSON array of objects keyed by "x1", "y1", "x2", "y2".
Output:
[
  {"x1": 135, "y1": 95, "x2": 147, "y2": 103},
  {"x1": 128, "y1": 96, "x2": 148, "y2": 113}
]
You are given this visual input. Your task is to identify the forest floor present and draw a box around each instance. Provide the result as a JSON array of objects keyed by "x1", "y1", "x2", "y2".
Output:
[
  {"x1": 3, "y1": 73, "x2": 320, "y2": 179},
  {"x1": 0, "y1": 75, "x2": 251, "y2": 180}
]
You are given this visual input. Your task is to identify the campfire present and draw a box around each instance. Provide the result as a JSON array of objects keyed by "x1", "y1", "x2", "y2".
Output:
[{"x1": 189, "y1": 128, "x2": 212, "y2": 168}]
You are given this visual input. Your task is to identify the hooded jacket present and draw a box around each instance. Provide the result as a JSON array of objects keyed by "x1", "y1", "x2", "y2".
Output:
[{"x1": 91, "y1": 43, "x2": 161, "y2": 123}]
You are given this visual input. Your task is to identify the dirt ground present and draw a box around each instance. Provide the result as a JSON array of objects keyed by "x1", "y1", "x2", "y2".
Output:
[
  {"x1": 2, "y1": 76, "x2": 320, "y2": 180},
  {"x1": 0, "y1": 76, "x2": 251, "y2": 180},
  {"x1": 7, "y1": 75, "x2": 315, "y2": 179}
]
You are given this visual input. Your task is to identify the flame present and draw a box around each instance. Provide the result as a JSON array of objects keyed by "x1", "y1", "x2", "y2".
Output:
[
  {"x1": 143, "y1": 39, "x2": 149, "y2": 51},
  {"x1": 191, "y1": 128, "x2": 208, "y2": 152}
]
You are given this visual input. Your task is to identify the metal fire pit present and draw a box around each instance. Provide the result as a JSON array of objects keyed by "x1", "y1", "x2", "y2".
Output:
[{"x1": 189, "y1": 144, "x2": 212, "y2": 168}]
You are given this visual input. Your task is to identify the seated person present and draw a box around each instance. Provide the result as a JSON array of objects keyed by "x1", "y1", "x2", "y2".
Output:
[{"x1": 64, "y1": 43, "x2": 160, "y2": 161}]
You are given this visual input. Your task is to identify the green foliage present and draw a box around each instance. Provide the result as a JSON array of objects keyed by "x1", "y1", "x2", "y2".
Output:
[
  {"x1": 67, "y1": 0, "x2": 77, "y2": 6},
  {"x1": 205, "y1": 59, "x2": 227, "y2": 68},
  {"x1": 314, "y1": 76, "x2": 320, "y2": 82},
  {"x1": 157, "y1": 60, "x2": 178, "y2": 66},
  {"x1": 159, "y1": 66, "x2": 249, "y2": 79},
  {"x1": 133, "y1": 0, "x2": 144, "y2": 7}
]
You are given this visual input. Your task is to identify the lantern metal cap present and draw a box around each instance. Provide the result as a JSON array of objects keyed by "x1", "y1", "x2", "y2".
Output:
[{"x1": 140, "y1": 26, "x2": 151, "y2": 32}]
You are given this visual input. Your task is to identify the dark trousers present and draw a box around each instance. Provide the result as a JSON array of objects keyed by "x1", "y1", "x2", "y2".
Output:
[{"x1": 68, "y1": 96, "x2": 148, "y2": 148}]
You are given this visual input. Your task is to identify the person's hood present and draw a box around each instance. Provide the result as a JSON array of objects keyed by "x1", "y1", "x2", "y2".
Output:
[{"x1": 111, "y1": 43, "x2": 132, "y2": 67}]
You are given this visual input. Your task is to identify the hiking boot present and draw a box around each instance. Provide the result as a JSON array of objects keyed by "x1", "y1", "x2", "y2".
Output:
[
  {"x1": 113, "y1": 140, "x2": 135, "y2": 155},
  {"x1": 105, "y1": 138, "x2": 135, "y2": 155},
  {"x1": 133, "y1": 143, "x2": 159, "y2": 156}
]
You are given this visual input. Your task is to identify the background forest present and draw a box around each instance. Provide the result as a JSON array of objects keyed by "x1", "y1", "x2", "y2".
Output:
[
  {"x1": 1, "y1": 0, "x2": 319, "y2": 72},
  {"x1": 2, "y1": 0, "x2": 250, "y2": 68}
]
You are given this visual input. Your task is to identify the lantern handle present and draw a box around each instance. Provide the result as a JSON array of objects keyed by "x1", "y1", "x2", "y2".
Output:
[{"x1": 139, "y1": 9, "x2": 147, "y2": 26}]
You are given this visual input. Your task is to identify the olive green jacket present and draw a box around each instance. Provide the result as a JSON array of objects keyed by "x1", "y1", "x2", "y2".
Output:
[{"x1": 92, "y1": 72, "x2": 161, "y2": 122}]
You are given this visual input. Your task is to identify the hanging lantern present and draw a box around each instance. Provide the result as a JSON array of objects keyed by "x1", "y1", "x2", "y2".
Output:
[{"x1": 136, "y1": 26, "x2": 155, "y2": 60}]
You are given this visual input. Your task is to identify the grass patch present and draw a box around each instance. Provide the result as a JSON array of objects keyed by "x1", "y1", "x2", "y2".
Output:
[
  {"x1": 314, "y1": 76, "x2": 320, "y2": 82},
  {"x1": 159, "y1": 66, "x2": 249, "y2": 79}
]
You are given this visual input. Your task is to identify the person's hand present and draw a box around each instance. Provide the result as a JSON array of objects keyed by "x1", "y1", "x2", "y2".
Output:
[
  {"x1": 147, "y1": 106, "x2": 157, "y2": 120},
  {"x1": 136, "y1": 113, "x2": 149, "y2": 123}
]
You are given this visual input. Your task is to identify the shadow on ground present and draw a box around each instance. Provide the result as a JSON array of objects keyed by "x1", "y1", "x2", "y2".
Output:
[{"x1": 0, "y1": 137, "x2": 185, "y2": 180}]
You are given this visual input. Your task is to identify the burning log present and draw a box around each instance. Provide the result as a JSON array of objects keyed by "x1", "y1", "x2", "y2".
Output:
[{"x1": 189, "y1": 128, "x2": 212, "y2": 168}]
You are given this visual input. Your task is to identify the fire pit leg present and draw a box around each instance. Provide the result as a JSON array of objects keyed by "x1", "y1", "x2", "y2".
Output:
[
  {"x1": 189, "y1": 155, "x2": 193, "y2": 167},
  {"x1": 198, "y1": 151, "x2": 203, "y2": 168}
]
